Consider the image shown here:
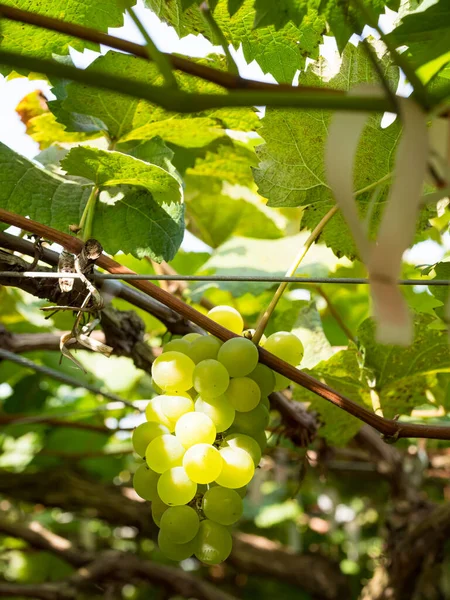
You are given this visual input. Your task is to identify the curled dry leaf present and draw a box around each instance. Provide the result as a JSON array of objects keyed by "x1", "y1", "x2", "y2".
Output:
[{"x1": 59, "y1": 331, "x2": 86, "y2": 372}]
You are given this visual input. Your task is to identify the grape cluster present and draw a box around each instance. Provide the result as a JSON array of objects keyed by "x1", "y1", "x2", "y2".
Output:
[{"x1": 132, "y1": 305, "x2": 304, "y2": 564}]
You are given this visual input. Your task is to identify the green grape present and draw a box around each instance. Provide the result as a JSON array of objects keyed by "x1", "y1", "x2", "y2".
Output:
[
  {"x1": 183, "y1": 333, "x2": 202, "y2": 343},
  {"x1": 145, "y1": 434, "x2": 185, "y2": 473},
  {"x1": 133, "y1": 463, "x2": 159, "y2": 501},
  {"x1": 217, "y1": 337, "x2": 259, "y2": 377},
  {"x1": 152, "y1": 351, "x2": 195, "y2": 392},
  {"x1": 264, "y1": 331, "x2": 304, "y2": 366},
  {"x1": 207, "y1": 306, "x2": 244, "y2": 335},
  {"x1": 158, "y1": 530, "x2": 195, "y2": 561},
  {"x1": 215, "y1": 447, "x2": 254, "y2": 488},
  {"x1": 183, "y1": 443, "x2": 223, "y2": 484},
  {"x1": 192, "y1": 359, "x2": 229, "y2": 398},
  {"x1": 157, "y1": 466, "x2": 197, "y2": 506},
  {"x1": 194, "y1": 519, "x2": 233, "y2": 565},
  {"x1": 189, "y1": 335, "x2": 222, "y2": 364},
  {"x1": 222, "y1": 433, "x2": 261, "y2": 466},
  {"x1": 159, "y1": 505, "x2": 200, "y2": 544},
  {"x1": 248, "y1": 363, "x2": 275, "y2": 397},
  {"x1": 163, "y1": 338, "x2": 192, "y2": 356},
  {"x1": 274, "y1": 372, "x2": 291, "y2": 391},
  {"x1": 226, "y1": 377, "x2": 261, "y2": 412},
  {"x1": 175, "y1": 412, "x2": 216, "y2": 448},
  {"x1": 132, "y1": 422, "x2": 170, "y2": 457},
  {"x1": 145, "y1": 397, "x2": 174, "y2": 431},
  {"x1": 194, "y1": 394, "x2": 235, "y2": 432},
  {"x1": 232, "y1": 403, "x2": 269, "y2": 435},
  {"x1": 160, "y1": 395, "x2": 194, "y2": 425},
  {"x1": 260, "y1": 395, "x2": 270, "y2": 410},
  {"x1": 202, "y1": 486, "x2": 243, "y2": 525},
  {"x1": 151, "y1": 495, "x2": 169, "y2": 526}
]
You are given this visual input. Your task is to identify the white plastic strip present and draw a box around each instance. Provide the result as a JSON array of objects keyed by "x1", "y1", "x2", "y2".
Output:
[{"x1": 326, "y1": 88, "x2": 429, "y2": 346}]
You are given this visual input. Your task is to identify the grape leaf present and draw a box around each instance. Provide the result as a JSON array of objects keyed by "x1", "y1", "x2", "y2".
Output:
[
  {"x1": 387, "y1": 0, "x2": 450, "y2": 68},
  {"x1": 358, "y1": 314, "x2": 450, "y2": 418},
  {"x1": 50, "y1": 51, "x2": 258, "y2": 145},
  {"x1": 186, "y1": 142, "x2": 258, "y2": 187},
  {"x1": 292, "y1": 348, "x2": 370, "y2": 446},
  {"x1": 0, "y1": 142, "x2": 184, "y2": 262},
  {"x1": 300, "y1": 199, "x2": 434, "y2": 260},
  {"x1": 3, "y1": 375, "x2": 49, "y2": 414},
  {"x1": 293, "y1": 302, "x2": 336, "y2": 369},
  {"x1": 251, "y1": 43, "x2": 434, "y2": 259},
  {"x1": 146, "y1": 0, "x2": 325, "y2": 83},
  {"x1": 185, "y1": 192, "x2": 284, "y2": 247},
  {"x1": 194, "y1": 233, "x2": 342, "y2": 296},
  {"x1": 92, "y1": 188, "x2": 185, "y2": 262},
  {"x1": 61, "y1": 147, "x2": 182, "y2": 206},
  {"x1": 252, "y1": 0, "x2": 309, "y2": 29},
  {"x1": 0, "y1": 142, "x2": 90, "y2": 231},
  {"x1": 0, "y1": 0, "x2": 124, "y2": 75},
  {"x1": 253, "y1": 0, "x2": 401, "y2": 49},
  {"x1": 423, "y1": 261, "x2": 450, "y2": 322},
  {"x1": 121, "y1": 118, "x2": 224, "y2": 148},
  {"x1": 254, "y1": 42, "x2": 400, "y2": 209},
  {"x1": 120, "y1": 136, "x2": 182, "y2": 183},
  {"x1": 318, "y1": 0, "x2": 400, "y2": 53}
]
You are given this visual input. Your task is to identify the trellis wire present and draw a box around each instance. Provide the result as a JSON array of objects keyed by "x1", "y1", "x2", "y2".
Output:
[{"x1": 0, "y1": 270, "x2": 447, "y2": 285}]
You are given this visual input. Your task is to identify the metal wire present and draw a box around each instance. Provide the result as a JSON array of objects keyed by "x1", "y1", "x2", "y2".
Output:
[
  {"x1": 0, "y1": 271, "x2": 447, "y2": 286},
  {"x1": 0, "y1": 349, "x2": 138, "y2": 410}
]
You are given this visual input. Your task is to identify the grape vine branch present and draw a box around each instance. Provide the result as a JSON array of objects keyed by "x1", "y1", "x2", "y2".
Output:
[{"x1": 1, "y1": 208, "x2": 450, "y2": 442}]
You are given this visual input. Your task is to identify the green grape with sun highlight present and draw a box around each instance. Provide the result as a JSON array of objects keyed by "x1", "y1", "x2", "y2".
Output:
[{"x1": 151, "y1": 351, "x2": 195, "y2": 392}]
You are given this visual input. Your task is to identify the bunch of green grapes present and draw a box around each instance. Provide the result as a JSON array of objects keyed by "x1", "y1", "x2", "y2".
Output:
[{"x1": 132, "y1": 305, "x2": 303, "y2": 564}]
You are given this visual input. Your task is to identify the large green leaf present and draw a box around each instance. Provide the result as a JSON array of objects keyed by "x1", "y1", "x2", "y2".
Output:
[
  {"x1": 387, "y1": 0, "x2": 450, "y2": 68},
  {"x1": 293, "y1": 348, "x2": 370, "y2": 446},
  {"x1": 0, "y1": 0, "x2": 124, "y2": 75},
  {"x1": 429, "y1": 261, "x2": 450, "y2": 321},
  {"x1": 61, "y1": 147, "x2": 182, "y2": 205},
  {"x1": 254, "y1": 43, "x2": 399, "y2": 209},
  {"x1": 15, "y1": 90, "x2": 101, "y2": 150},
  {"x1": 146, "y1": 0, "x2": 325, "y2": 83},
  {"x1": 251, "y1": 43, "x2": 438, "y2": 259},
  {"x1": 92, "y1": 188, "x2": 185, "y2": 262},
  {"x1": 0, "y1": 142, "x2": 90, "y2": 230},
  {"x1": 187, "y1": 142, "x2": 258, "y2": 188},
  {"x1": 252, "y1": 1, "x2": 401, "y2": 50},
  {"x1": 51, "y1": 52, "x2": 258, "y2": 144},
  {"x1": 358, "y1": 314, "x2": 450, "y2": 417},
  {"x1": 185, "y1": 192, "x2": 284, "y2": 247},
  {"x1": 0, "y1": 143, "x2": 184, "y2": 262},
  {"x1": 318, "y1": 0, "x2": 400, "y2": 53}
]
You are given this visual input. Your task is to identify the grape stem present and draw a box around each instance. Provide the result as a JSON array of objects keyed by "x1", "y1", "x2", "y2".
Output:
[
  {"x1": 251, "y1": 205, "x2": 339, "y2": 345},
  {"x1": 1, "y1": 208, "x2": 450, "y2": 441}
]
